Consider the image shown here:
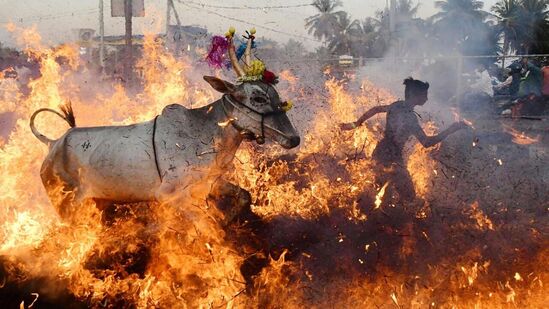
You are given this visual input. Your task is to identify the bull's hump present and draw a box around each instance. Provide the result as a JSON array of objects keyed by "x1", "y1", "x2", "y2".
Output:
[
  {"x1": 160, "y1": 103, "x2": 217, "y2": 127},
  {"x1": 161, "y1": 103, "x2": 188, "y2": 114},
  {"x1": 162, "y1": 103, "x2": 217, "y2": 118}
]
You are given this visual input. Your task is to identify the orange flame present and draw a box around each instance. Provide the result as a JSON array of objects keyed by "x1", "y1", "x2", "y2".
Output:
[
  {"x1": 374, "y1": 182, "x2": 389, "y2": 209},
  {"x1": 0, "y1": 24, "x2": 546, "y2": 308},
  {"x1": 502, "y1": 124, "x2": 540, "y2": 145}
]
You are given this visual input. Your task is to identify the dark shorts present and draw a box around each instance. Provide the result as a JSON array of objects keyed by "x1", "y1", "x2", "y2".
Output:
[{"x1": 374, "y1": 161, "x2": 416, "y2": 203}]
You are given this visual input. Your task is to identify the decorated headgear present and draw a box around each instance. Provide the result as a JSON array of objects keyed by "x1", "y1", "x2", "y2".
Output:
[{"x1": 206, "y1": 27, "x2": 279, "y2": 84}]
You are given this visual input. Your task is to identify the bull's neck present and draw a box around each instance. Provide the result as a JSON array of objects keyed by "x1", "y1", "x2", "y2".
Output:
[{"x1": 208, "y1": 99, "x2": 244, "y2": 169}]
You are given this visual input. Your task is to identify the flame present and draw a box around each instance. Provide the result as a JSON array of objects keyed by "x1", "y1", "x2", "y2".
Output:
[
  {"x1": 469, "y1": 201, "x2": 494, "y2": 230},
  {"x1": 218, "y1": 118, "x2": 235, "y2": 127},
  {"x1": 514, "y1": 272, "x2": 523, "y2": 281},
  {"x1": 0, "y1": 24, "x2": 546, "y2": 308},
  {"x1": 502, "y1": 124, "x2": 540, "y2": 145},
  {"x1": 462, "y1": 118, "x2": 475, "y2": 129},
  {"x1": 451, "y1": 107, "x2": 475, "y2": 129},
  {"x1": 0, "y1": 210, "x2": 48, "y2": 251},
  {"x1": 374, "y1": 182, "x2": 389, "y2": 209},
  {"x1": 279, "y1": 69, "x2": 298, "y2": 92},
  {"x1": 0, "y1": 25, "x2": 244, "y2": 307},
  {"x1": 407, "y1": 121, "x2": 439, "y2": 200}
]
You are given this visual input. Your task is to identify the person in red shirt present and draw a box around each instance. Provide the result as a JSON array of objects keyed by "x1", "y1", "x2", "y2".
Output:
[{"x1": 541, "y1": 62, "x2": 549, "y2": 96}]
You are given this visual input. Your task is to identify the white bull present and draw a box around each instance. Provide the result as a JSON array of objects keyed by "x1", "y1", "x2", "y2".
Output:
[{"x1": 30, "y1": 76, "x2": 300, "y2": 220}]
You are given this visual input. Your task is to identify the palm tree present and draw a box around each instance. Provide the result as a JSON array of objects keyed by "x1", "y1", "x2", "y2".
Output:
[
  {"x1": 394, "y1": 0, "x2": 421, "y2": 22},
  {"x1": 368, "y1": 0, "x2": 424, "y2": 56},
  {"x1": 517, "y1": 0, "x2": 549, "y2": 53},
  {"x1": 347, "y1": 18, "x2": 384, "y2": 57},
  {"x1": 491, "y1": 0, "x2": 521, "y2": 54},
  {"x1": 305, "y1": 0, "x2": 346, "y2": 41},
  {"x1": 391, "y1": 0, "x2": 430, "y2": 56},
  {"x1": 283, "y1": 39, "x2": 306, "y2": 58},
  {"x1": 432, "y1": 0, "x2": 488, "y2": 46},
  {"x1": 362, "y1": 9, "x2": 391, "y2": 55},
  {"x1": 492, "y1": 0, "x2": 549, "y2": 54},
  {"x1": 327, "y1": 12, "x2": 357, "y2": 55}
]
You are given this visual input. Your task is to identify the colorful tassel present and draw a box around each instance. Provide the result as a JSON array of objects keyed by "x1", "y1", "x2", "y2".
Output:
[
  {"x1": 236, "y1": 40, "x2": 257, "y2": 60},
  {"x1": 205, "y1": 35, "x2": 229, "y2": 69}
]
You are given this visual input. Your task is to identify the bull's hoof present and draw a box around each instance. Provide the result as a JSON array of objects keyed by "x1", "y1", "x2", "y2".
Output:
[
  {"x1": 240, "y1": 254, "x2": 269, "y2": 290},
  {"x1": 84, "y1": 242, "x2": 151, "y2": 279}
]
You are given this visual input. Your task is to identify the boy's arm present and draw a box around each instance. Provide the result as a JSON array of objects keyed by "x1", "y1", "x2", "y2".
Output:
[
  {"x1": 340, "y1": 105, "x2": 389, "y2": 130},
  {"x1": 414, "y1": 122, "x2": 468, "y2": 148}
]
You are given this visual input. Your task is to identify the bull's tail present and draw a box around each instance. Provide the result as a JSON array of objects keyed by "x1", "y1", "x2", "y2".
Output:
[{"x1": 30, "y1": 102, "x2": 76, "y2": 145}]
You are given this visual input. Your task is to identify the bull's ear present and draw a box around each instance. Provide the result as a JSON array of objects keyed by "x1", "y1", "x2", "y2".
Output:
[{"x1": 203, "y1": 76, "x2": 236, "y2": 93}]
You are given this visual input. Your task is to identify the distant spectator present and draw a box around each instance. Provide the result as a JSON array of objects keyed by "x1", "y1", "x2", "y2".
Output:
[
  {"x1": 506, "y1": 61, "x2": 522, "y2": 98},
  {"x1": 493, "y1": 69, "x2": 513, "y2": 95},
  {"x1": 541, "y1": 61, "x2": 549, "y2": 96},
  {"x1": 518, "y1": 57, "x2": 542, "y2": 97}
]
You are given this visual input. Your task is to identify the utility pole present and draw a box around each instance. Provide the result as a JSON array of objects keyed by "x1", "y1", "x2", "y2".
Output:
[
  {"x1": 166, "y1": 0, "x2": 171, "y2": 35},
  {"x1": 167, "y1": 0, "x2": 182, "y2": 55},
  {"x1": 389, "y1": 0, "x2": 396, "y2": 35},
  {"x1": 456, "y1": 56, "x2": 464, "y2": 104},
  {"x1": 124, "y1": 0, "x2": 133, "y2": 82},
  {"x1": 99, "y1": 0, "x2": 105, "y2": 73},
  {"x1": 389, "y1": 0, "x2": 397, "y2": 57},
  {"x1": 169, "y1": 0, "x2": 181, "y2": 27}
]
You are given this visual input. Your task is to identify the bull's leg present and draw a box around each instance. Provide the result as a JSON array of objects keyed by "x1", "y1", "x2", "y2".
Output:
[
  {"x1": 40, "y1": 158, "x2": 86, "y2": 222},
  {"x1": 93, "y1": 198, "x2": 117, "y2": 225},
  {"x1": 44, "y1": 183, "x2": 86, "y2": 222},
  {"x1": 208, "y1": 181, "x2": 269, "y2": 291},
  {"x1": 207, "y1": 180, "x2": 253, "y2": 226}
]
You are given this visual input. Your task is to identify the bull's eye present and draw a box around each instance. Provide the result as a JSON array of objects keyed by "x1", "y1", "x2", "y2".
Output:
[{"x1": 253, "y1": 96, "x2": 267, "y2": 104}]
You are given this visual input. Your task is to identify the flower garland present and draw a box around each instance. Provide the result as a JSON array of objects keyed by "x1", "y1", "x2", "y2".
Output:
[{"x1": 206, "y1": 27, "x2": 279, "y2": 85}]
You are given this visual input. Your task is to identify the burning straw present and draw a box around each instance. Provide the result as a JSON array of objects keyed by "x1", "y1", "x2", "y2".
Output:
[{"x1": 0, "y1": 25, "x2": 547, "y2": 308}]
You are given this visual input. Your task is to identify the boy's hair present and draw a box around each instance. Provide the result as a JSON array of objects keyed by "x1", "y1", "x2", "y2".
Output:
[{"x1": 403, "y1": 77, "x2": 429, "y2": 99}]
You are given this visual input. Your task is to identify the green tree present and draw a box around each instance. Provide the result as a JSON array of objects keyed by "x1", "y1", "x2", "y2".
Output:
[
  {"x1": 326, "y1": 12, "x2": 357, "y2": 55},
  {"x1": 491, "y1": 0, "x2": 522, "y2": 54},
  {"x1": 305, "y1": 0, "x2": 346, "y2": 41},
  {"x1": 517, "y1": 0, "x2": 549, "y2": 53},
  {"x1": 283, "y1": 38, "x2": 306, "y2": 58},
  {"x1": 391, "y1": 0, "x2": 431, "y2": 56},
  {"x1": 432, "y1": 0, "x2": 488, "y2": 46},
  {"x1": 394, "y1": 0, "x2": 421, "y2": 22},
  {"x1": 369, "y1": 0, "x2": 425, "y2": 57},
  {"x1": 347, "y1": 18, "x2": 384, "y2": 57},
  {"x1": 491, "y1": 0, "x2": 549, "y2": 54}
]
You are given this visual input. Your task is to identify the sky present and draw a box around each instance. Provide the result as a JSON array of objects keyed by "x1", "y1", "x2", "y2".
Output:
[{"x1": 0, "y1": 0, "x2": 500, "y2": 50}]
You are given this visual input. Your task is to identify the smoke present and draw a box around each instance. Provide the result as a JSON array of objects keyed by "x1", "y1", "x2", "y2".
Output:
[
  {"x1": 347, "y1": 3, "x2": 548, "y2": 214},
  {"x1": 227, "y1": 10, "x2": 548, "y2": 307},
  {"x1": 0, "y1": 20, "x2": 547, "y2": 307}
]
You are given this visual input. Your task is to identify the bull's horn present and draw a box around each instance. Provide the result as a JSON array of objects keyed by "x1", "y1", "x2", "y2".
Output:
[
  {"x1": 226, "y1": 29, "x2": 245, "y2": 77},
  {"x1": 244, "y1": 28, "x2": 256, "y2": 68}
]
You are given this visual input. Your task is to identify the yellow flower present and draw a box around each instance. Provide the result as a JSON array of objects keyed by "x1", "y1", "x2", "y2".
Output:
[
  {"x1": 282, "y1": 100, "x2": 293, "y2": 112},
  {"x1": 244, "y1": 60, "x2": 266, "y2": 77}
]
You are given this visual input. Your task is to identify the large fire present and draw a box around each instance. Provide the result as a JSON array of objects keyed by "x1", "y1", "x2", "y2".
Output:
[{"x1": 0, "y1": 25, "x2": 547, "y2": 308}]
